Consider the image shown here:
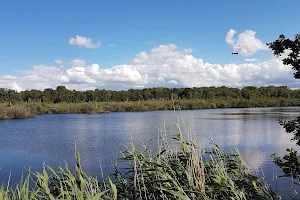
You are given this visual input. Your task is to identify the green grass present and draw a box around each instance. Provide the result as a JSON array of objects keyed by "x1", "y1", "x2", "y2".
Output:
[{"x1": 1, "y1": 97, "x2": 300, "y2": 120}]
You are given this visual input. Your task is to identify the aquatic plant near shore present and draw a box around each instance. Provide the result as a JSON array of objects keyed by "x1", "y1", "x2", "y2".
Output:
[
  {"x1": 0, "y1": 106, "x2": 34, "y2": 120},
  {"x1": 112, "y1": 133, "x2": 280, "y2": 199},
  {"x1": 1, "y1": 97, "x2": 300, "y2": 120}
]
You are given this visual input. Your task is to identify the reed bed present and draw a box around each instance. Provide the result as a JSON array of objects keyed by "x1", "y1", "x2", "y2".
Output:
[
  {"x1": 0, "y1": 106, "x2": 34, "y2": 120},
  {"x1": 111, "y1": 117, "x2": 280, "y2": 200},
  {"x1": 2, "y1": 97, "x2": 300, "y2": 120}
]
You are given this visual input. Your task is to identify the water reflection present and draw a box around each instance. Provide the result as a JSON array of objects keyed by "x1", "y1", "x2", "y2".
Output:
[{"x1": 0, "y1": 107, "x2": 300, "y2": 197}]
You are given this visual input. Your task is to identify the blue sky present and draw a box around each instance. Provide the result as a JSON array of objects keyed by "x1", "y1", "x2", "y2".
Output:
[{"x1": 0, "y1": 0, "x2": 299, "y2": 90}]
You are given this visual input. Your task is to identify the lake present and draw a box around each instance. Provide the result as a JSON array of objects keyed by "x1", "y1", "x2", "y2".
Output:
[{"x1": 1, "y1": 107, "x2": 300, "y2": 198}]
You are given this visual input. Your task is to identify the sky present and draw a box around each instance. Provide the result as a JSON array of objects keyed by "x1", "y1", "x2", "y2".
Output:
[{"x1": 0, "y1": 0, "x2": 299, "y2": 91}]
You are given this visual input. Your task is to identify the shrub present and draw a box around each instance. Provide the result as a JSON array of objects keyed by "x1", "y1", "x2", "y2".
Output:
[
  {"x1": 0, "y1": 106, "x2": 34, "y2": 119},
  {"x1": 79, "y1": 104, "x2": 94, "y2": 114}
]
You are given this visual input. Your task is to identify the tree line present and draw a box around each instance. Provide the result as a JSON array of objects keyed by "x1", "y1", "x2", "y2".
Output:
[{"x1": 0, "y1": 85, "x2": 299, "y2": 104}]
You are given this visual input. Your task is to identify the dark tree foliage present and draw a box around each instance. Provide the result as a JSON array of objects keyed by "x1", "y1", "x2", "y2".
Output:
[
  {"x1": 268, "y1": 34, "x2": 300, "y2": 184},
  {"x1": 271, "y1": 149, "x2": 300, "y2": 182},
  {"x1": 279, "y1": 116, "x2": 300, "y2": 146},
  {"x1": 267, "y1": 34, "x2": 300, "y2": 79},
  {"x1": 0, "y1": 85, "x2": 298, "y2": 104}
]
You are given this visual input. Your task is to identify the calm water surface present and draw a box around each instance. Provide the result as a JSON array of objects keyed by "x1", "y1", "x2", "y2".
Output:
[{"x1": 1, "y1": 107, "x2": 300, "y2": 198}]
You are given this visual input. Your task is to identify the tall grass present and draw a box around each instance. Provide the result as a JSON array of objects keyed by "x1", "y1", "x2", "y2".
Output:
[
  {"x1": 112, "y1": 124, "x2": 280, "y2": 199},
  {"x1": 1, "y1": 97, "x2": 300, "y2": 120},
  {"x1": 0, "y1": 106, "x2": 34, "y2": 120},
  {"x1": 0, "y1": 144, "x2": 118, "y2": 200},
  {"x1": 0, "y1": 116, "x2": 281, "y2": 199}
]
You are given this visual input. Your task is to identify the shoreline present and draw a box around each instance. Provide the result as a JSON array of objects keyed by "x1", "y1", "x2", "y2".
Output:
[{"x1": 1, "y1": 98, "x2": 300, "y2": 120}]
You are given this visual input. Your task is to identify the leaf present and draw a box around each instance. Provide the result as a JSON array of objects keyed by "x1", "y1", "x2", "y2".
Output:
[{"x1": 161, "y1": 188, "x2": 191, "y2": 200}]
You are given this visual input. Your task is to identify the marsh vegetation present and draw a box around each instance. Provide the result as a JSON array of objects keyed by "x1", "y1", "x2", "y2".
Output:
[{"x1": 1, "y1": 97, "x2": 300, "y2": 120}]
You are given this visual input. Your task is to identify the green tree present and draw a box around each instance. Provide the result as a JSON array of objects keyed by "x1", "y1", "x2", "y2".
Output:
[
  {"x1": 241, "y1": 86, "x2": 261, "y2": 99},
  {"x1": 54, "y1": 86, "x2": 70, "y2": 103},
  {"x1": 267, "y1": 34, "x2": 300, "y2": 78},
  {"x1": 268, "y1": 33, "x2": 300, "y2": 184}
]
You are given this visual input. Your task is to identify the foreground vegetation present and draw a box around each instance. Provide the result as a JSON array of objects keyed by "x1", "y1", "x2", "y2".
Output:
[{"x1": 0, "y1": 123, "x2": 281, "y2": 199}]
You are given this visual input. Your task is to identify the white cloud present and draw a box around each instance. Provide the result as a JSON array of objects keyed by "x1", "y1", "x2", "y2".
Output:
[
  {"x1": 245, "y1": 58, "x2": 258, "y2": 62},
  {"x1": 0, "y1": 75, "x2": 22, "y2": 91},
  {"x1": 54, "y1": 59, "x2": 66, "y2": 69},
  {"x1": 54, "y1": 60, "x2": 63, "y2": 65},
  {"x1": 226, "y1": 29, "x2": 268, "y2": 56},
  {"x1": 0, "y1": 43, "x2": 298, "y2": 91},
  {"x1": 183, "y1": 48, "x2": 192, "y2": 54},
  {"x1": 68, "y1": 35, "x2": 101, "y2": 48},
  {"x1": 71, "y1": 59, "x2": 86, "y2": 68},
  {"x1": 225, "y1": 29, "x2": 237, "y2": 48}
]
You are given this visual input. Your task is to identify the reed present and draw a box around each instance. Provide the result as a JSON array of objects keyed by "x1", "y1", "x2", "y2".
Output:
[
  {"x1": 112, "y1": 120, "x2": 280, "y2": 199},
  {"x1": 1, "y1": 97, "x2": 300, "y2": 120},
  {"x1": 0, "y1": 106, "x2": 34, "y2": 120}
]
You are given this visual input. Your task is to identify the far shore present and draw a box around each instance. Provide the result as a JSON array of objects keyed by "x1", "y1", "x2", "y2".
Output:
[{"x1": 1, "y1": 98, "x2": 300, "y2": 120}]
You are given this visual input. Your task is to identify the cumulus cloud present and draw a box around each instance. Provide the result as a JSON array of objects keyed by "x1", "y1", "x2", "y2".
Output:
[
  {"x1": 225, "y1": 29, "x2": 237, "y2": 48},
  {"x1": 68, "y1": 35, "x2": 101, "y2": 48},
  {"x1": 0, "y1": 43, "x2": 298, "y2": 91},
  {"x1": 226, "y1": 29, "x2": 268, "y2": 56},
  {"x1": 0, "y1": 65, "x2": 69, "y2": 91},
  {"x1": 245, "y1": 58, "x2": 258, "y2": 62},
  {"x1": 0, "y1": 75, "x2": 22, "y2": 91}
]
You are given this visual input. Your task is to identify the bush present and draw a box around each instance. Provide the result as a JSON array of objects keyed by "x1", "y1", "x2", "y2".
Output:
[
  {"x1": 0, "y1": 106, "x2": 34, "y2": 120},
  {"x1": 79, "y1": 104, "x2": 94, "y2": 114}
]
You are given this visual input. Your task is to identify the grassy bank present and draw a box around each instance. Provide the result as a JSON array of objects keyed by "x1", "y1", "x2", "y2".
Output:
[
  {"x1": 0, "y1": 124, "x2": 281, "y2": 199},
  {"x1": 0, "y1": 106, "x2": 34, "y2": 120},
  {"x1": 1, "y1": 97, "x2": 300, "y2": 120}
]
